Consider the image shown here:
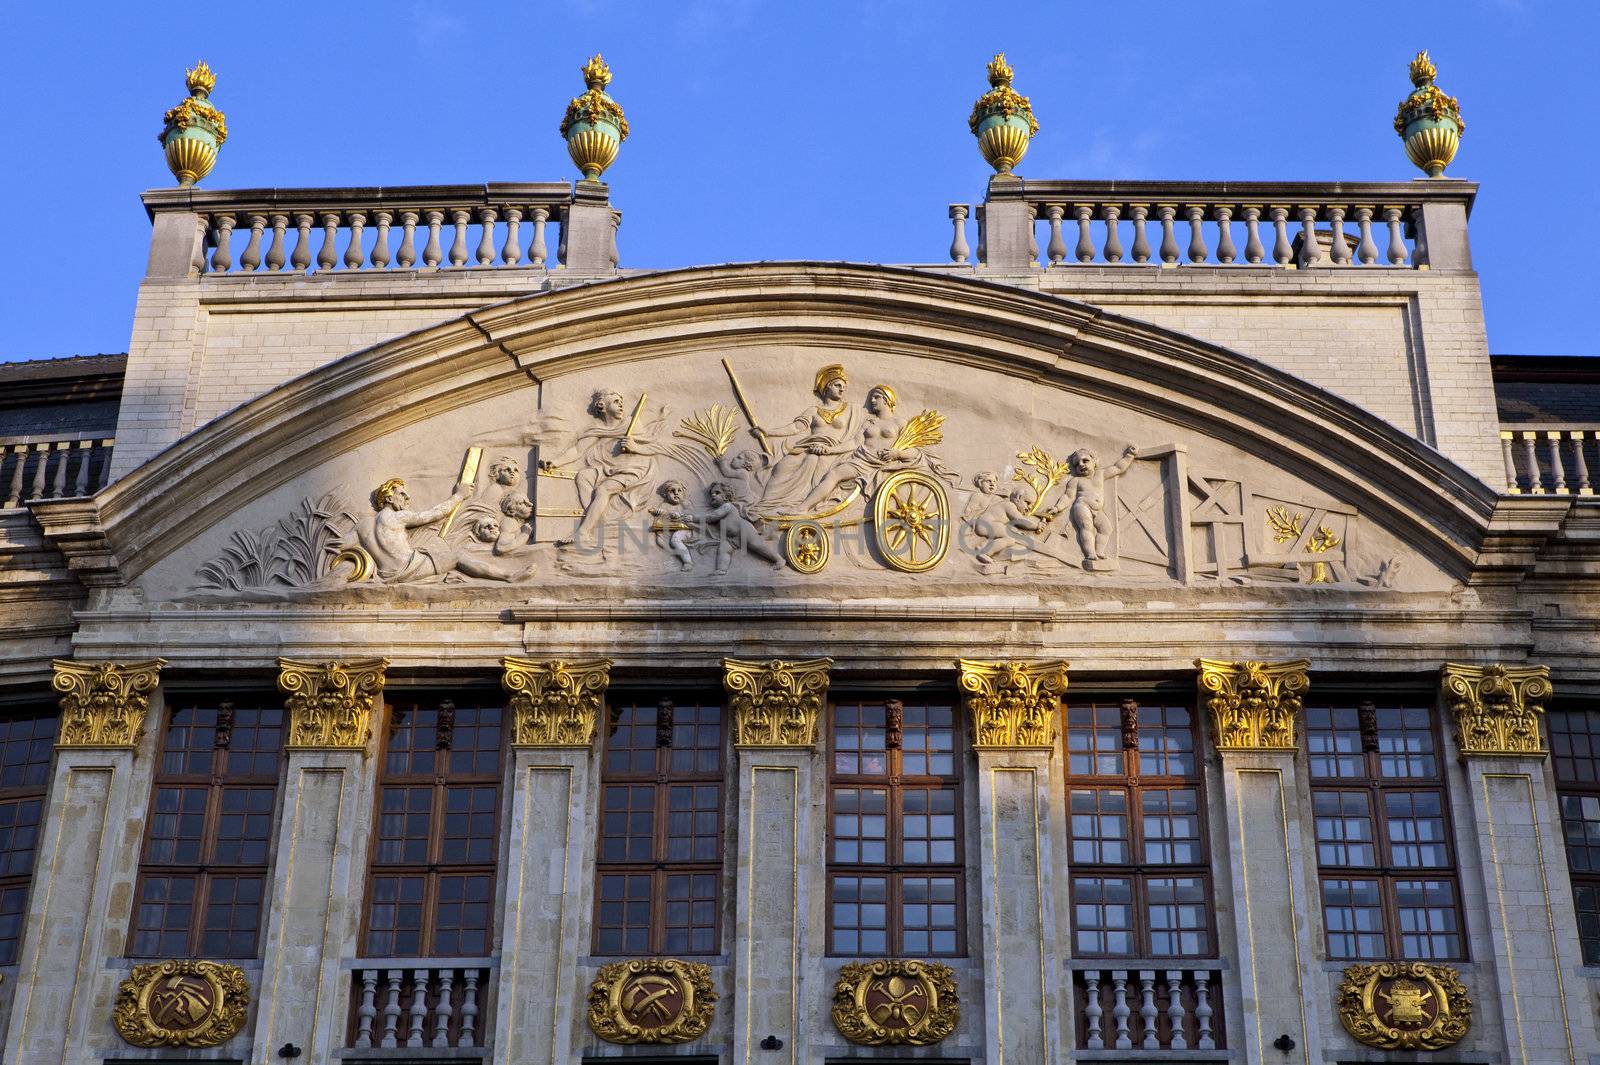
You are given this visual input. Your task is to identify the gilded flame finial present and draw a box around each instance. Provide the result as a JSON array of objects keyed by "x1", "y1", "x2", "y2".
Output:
[
  {"x1": 969, "y1": 53, "x2": 1038, "y2": 175},
  {"x1": 1395, "y1": 49, "x2": 1463, "y2": 178},
  {"x1": 582, "y1": 53, "x2": 613, "y2": 91},
  {"x1": 1409, "y1": 50, "x2": 1438, "y2": 87},
  {"x1": 185, "y1": 60, "x2": 217, "y2": 97},
  {"x1": 160, "y1": 60, "x2": 227, "y2": 187},
  {"x1": 561, "y1": 54, "x2": 629, "y2": 182},
  {"x1": 986, "y1": 53, "x2": 1014, "y2": 87}
]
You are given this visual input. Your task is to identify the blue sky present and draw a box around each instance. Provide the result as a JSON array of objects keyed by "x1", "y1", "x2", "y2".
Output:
[{"x1": 1, "y1": 0, "x2": 1593, "y2": 362}]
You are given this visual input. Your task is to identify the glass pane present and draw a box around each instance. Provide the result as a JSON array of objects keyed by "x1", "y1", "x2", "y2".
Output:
[
  {"x1": 1066, "y1": 705, "x2": 1124, "y2": 777},
  {"x1": 1384, "y1": 790, "x2": 1450, "y2": 868},
  {"x1": 1313, "y1": 790, "x2": 1377, "y2": 867},
  {"x1": 1306, "y1": 707, "x2": 1363, "y2": 779},
  {"x1": 1376, "y1": 707, "x2": 1438, "y2": 778},
  {"x1": 1069, "y1": 789, "x2": 1128, "y2": 865},
  {"x1": 1138, "y1": 705, "x2": 1196, "y2": 777},
  {"x1": 1141, "y1": 788, "x2": 1202, "y2": 865},
  {"x1": 1321, "y1": 878, "x2": 1385, "y2": 960},
  {"x1": 1070, "y1": 876, "x2": 1133, "y2": 957},
  {"x1": 833, "y1": 703, "x2": 889, "y2": 777},
  {"x1": 1395, "y1": 879, "x2": 1463, "y2": 960}
]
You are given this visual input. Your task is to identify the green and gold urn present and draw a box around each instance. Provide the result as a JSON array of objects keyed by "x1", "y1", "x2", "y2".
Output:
[
  {"x1": 159, "y1": 61, "x2": 227, "y2": 187},
  {"x1": 969, "y1": 53, "x2": 1038, "y2": 175},
  {"x1": 1395, "y1": 51, "x2": 1463, "y2": 178},
  {"x1": 560, "y1": 55, "x2": 629, "y2": 182}
]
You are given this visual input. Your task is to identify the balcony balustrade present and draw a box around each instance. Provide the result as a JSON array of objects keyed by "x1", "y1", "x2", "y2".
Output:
[
  {"x1": 1071, "y1": 964, "x2": 1224, "y2": 1054},
  {"x1": 348, "y1": 961, "x2": 493, "y2": 1053},
  {"x1": 1, "y1": 434, "x2": 115, "y2": 508},
  {"x1": 1499, "y1": 425, "x2": 1599, "y2": 495}
]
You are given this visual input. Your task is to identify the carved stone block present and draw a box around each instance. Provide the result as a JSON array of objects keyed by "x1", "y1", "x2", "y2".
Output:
[
  {"x1": 831, "y1": 959, "x2": 959, "y2": 1046},
  {"x1": 1336, "y1": 961, "x2": 1471, "y2": 1051},
  {"x1": 587, "y1": 958, "x2": 716, "y2": 1045}
]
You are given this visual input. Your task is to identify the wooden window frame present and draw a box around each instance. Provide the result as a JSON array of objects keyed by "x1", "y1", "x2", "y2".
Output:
[
  {"x1": 1063, "y1": 698, "x2": 1217, "y2": 960},
  {"x1": 1549, "y1": 706, "x2": 1600, "y2": 965},
  {"x1": 826, "y1": 697, "x2": 966, "y2": 958},
  {"x1": 0, "y1": 705, "x2": 57, "y2": 967}
]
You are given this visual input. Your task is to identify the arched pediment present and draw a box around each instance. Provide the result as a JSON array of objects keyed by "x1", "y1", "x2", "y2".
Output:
[{"x1": 70, "y1": 262, "x2": 1497, "y2": 601}]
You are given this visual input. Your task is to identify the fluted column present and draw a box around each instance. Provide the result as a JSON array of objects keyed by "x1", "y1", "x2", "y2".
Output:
[
  {"x1": 5, "y1": 659, "x2": 165, "y2": 1065},
  {"x1": 1438, "y1": 664, "x2": 1597, "y2": 1063},
  {"x1": 958, "y1": 659, "x2": 1070, "y2": 1065},
  {"x1": 1196, "y1": 658, "x2": 1325, "y2": 1065},
  {"x1": 249, "y1": 658, "x2": 387, "y2": 1065},
  {"x1": 492, "y1": 658, "x2": 611, "y2": 1065}
]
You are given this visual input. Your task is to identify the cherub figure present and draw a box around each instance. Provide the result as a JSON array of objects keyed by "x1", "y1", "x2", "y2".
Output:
[
  {"x1": 1044, "y1": 445, "x2": 1138, "y2": 569},
  {"x1": 362, "y1": 478, "x2": 533, "y2": 583},
  {"x1": 648, "y1": 479, "x2": 697, "y2": 571},
  {"x1": 492, "y1": 495, "x2": 539, "y2": 559},
  {"x1": 712, "y1": 448, "x2": 771, "y2": 500},
  {"x1": 704, "y1": 481, "x2": 784, "y2": 575},
  {"x1": 962, "y1": 471, "x2": 1012, "y2": 564}
]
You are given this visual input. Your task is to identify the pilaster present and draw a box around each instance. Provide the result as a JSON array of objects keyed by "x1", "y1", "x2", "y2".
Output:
[
  {"x1": 977, "y1": 176, "x2": 1035, "y2": 271},
  {"x1": 559, "y1": 181, "x2": 618, "y2": 274}
]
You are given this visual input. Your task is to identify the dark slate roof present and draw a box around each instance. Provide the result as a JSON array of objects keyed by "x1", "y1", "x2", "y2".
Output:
[
  {"x1": 1492, "y1": 355, "x2": 1600, "y2": 425},
  {"x1": 0, "y1": 354, "x2": 126, "y2": 438}
]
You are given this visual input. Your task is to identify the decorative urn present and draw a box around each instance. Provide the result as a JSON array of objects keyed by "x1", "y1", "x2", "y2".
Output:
[
  {"x1": 1394, "y1": 51, "x2": 1463, "y2": 178},
  {"x1": 968, "y1": 53, "x2": 1038, "y2": 175},
  {"x1": 561, "y1": 54, "x2": 629, "y2": 182},
  {"x1": 159, "y1": 61, "x2": 228, "y2": 187}
]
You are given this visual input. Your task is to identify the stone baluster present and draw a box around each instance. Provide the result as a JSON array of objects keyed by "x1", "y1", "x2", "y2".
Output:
[
  {"x1": 1129, "y1": 205, "x2": 1152, "y2": 263},
  {"x1": 608, "y1": 209, "x2": 621, "y2": 268},
  {"x1": 1194, "y1": 971, "x2": 1215, "y2": 1049},
  {"x1": 4, "y1": 445, "x2": 25, "y2": 507},
  {"x1": 72, "y1": 440, "x2": 94, "y2": 495},
  {"x1": 344, "y1": 212, "x2": 367, "y2": 270},
  {"x1": 240, "y1": 213, "x2": 266, "y2": 271},
  {"x1": 1138, "y1": 970, "x2": 1159, "y2": 1049},
  {"x1": 448, "y1": 209, "x2": 471, "y2": 266},
  {"x1": 1411, "y1": 213, "x2": 1429, "y2": 268},
  {"x1": 371, "y1": 210, "x2": 393, "y2": 269},
  {"x1": 406, "y1": 969, "x2": 428, "y2": 1047},
  {"x1": 1384, "y1": 207, "x2": 1408, "y2": 265},
  {"x1": 432, "y1": 969, "x2": 454, "y2": 1046},
  {"x1": 397, "y1": 211, "x2": 419, "y2": 268},
  {"x1": 1297, "y1": 206, "x2": 1321, "y2": 266},
  {"x1": 1572, "y1": 431, "x2": 1592, "y2": 494},
  {"x1": 1520, "y1": 431, "x2": 1543, "y2": 493},
  {"x1": 354, "y1": 970, "x2": 379, "y2": 1048},
  {"x1": 1156, "y1": 205, "x2": 1179, "y2": 264},
  {"x1": 210, "y1": 214, "x2": 236, "y2": 273},
  {"x1": 948, "y1": 204, "x2": 970, "y2": 263},
  {"x1": 291, "y1": 213, "x2": 314, "y2": 273},
  {"x1": 1500, "y1": 431, "x2": 1520, "y2": 493},
  {"x1": 1354, "y1": 206, "x2": 1378, "y2": 265},
  {"x1": 380, "y1": 970, "x2": 403, "y2": 1048},
  {"x1": 1110, "y1": 970, "x2": 1132, "y2": 1049},
  {"x1": 1185, "y1": 206, "x2": 1209, "y2": 263},
  {"x1": 1101, "y1": 205, "x2": 1123, "y2": 262},
  {"x1": 48, "y1": 442, "x2": 71, "y2": 497},
  {"x1": 530, "y1": 206, "x2": 551, "y2": 267},
  {"x1": 423, "y1": 210, "x2": 445, "y2": 268},
  {"x1": 1165, "y1": 971, "x2": 1188, "y2": 1049},
  {"x1": 1074, "y1": 205, "x2": 1096, "y2": 262},
  {"x1": 317, "y1": 213, "x2": 340, "y2": 272},
  {"x1": 1547, "y1": 431, "x2": 1569, "y2": 493},
  {"x1": 1242, "y1": 206, "x2": 1265, "y2": 263},
  {"x1": 266, "y1": 213, "x2": 288, "y2": 271},
  {"x1": 28, "y1": 443, "x2": 49, "y2": 500},
  {"x1": 460, "y1": 969, "x2": 480, "y2": 1046},
  {"x1": 1269, "y1": 206, "x2": 1292, "y2": 265},
  {"x1": 1043, "y1": 204, "x2": 1066, "y2": 264},
  {"x1": 1214, "y1": 206, "x2": 1236, "y2": 264},
  {"x1": 1328, "y1": 206, "x2": 1350, "y2": 264},
  {"x1": 501, "y1": 206, "x2": 524, "y2": 265},
  {"x1": 1083, "y1": 971, "x2": 1104, "y2": 1049},
  {"x1": 1026, "y1": 205, "x2": 1039, "y2": 264},
  {"x1": 475, "y1": 208, "x2": 498, "y2": 266}
]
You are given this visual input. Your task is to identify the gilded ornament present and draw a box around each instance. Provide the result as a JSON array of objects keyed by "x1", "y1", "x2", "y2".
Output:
[
  {"x1": 783, "y1": 519, "x2": 831, "y2": 574},
  {"x1": 873, "y1": 469, "x2": 951, "y2": 573},
  {"x1": 1265, "y1": 506, "x2": 1342, "y2": 584},
  {"x1": 113, "y1": 960, "x2": 249, "y2": 1048},
  {"x1": 957, "y1": 659, "x2": 1068, "y2": 749},
  {"x1": 52, "y1": 659, "x2": 165, "y2": 748},
  {"x1": 158, "y1": 61, "x2": 227, "y2": 187},
  {"x1": 277, "y1": 658, "x2": 387, "y2": 749},
  {"x1": 831, "y1": 959, "x2": 959, "y2": 1046},
  {"x1": 587, "y1": 958, "x2": 716, "y2": 1045},
  {"x1": 1336, "y1": 961, "x2": 1471, "y2": 1051},
  {"x1": 969, "y1": 53, "x2": 1039, "y2": 175},
  {"x1": 1440, "y1": 662, "x2": 1552, "y2": 756},
  {"x1": 1196, "y1": 658, "x2": 1309, "y2": 751},
  {"x1": 561, "y1": 54, "x2": 629, "y2": 181},
  {"x1": 1394, "y1": 50, "x2": 1463, "y2": 178},
  {"x1": 722, "y1": 657, "x2": 832, "y2": 747},
  {"x1": 502, "y1": 657, "x2": 612, "y2": 746}
]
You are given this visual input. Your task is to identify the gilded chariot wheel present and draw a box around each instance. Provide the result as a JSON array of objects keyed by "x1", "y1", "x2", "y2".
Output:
[
  {"x1": 871, "y1": 470, "x2": 950, "y2": 573},
  {"x1": 783, "y1": 520, "x2": 831, "y2": 574}
]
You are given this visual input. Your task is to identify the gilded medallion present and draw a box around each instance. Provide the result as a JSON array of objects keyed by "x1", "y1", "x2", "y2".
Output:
[
  {"x1": 831, "y1": 959, "x2": 959, "y2": 1046},
  {"x1": 113, "y1": 960, "x2": 249, "y2": 1048},
  {"x1": 1336, "y1": 962, "x2": 1471, "y2": 1051},
  {"x1": 587, "y1": 958, "x2": 716, "y2": 1045}
]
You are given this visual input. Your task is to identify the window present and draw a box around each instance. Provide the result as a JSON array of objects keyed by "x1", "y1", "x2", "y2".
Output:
[
  {"x1": 0, "y1": 708, "x2": 56, "y2": 965},
  {"x1": 130, "y1": 698, "x2": 284, "y2": 958},
  {"x1": 1065, "y1": 700, "x2": 1213, "y2": 958},
  {"x1": 827, "y1": 699, "x2": 963, "y2": 956},
  {"x1": 595, "y1": 699, "x2": 723, "y2": 955},
  {"x1": 365, "y1": 696, "x2": 501, "y2": 957},
  {"x1": 1308, "y1": 703, "x2": 1465, "y2": 961},
  {"x1": 1550, "y1": 707, "x2": 1600, "y2": 964}
]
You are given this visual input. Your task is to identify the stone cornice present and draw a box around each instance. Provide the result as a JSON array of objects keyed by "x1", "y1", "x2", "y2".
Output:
[{"x1": 26, "y1": 498, "x2": 121, "y2": 587}]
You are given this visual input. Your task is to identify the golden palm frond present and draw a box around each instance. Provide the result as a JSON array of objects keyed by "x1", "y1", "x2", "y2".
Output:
[
  {"x1": 892, "y1": 409, "x2": 945, "y2": 451},
  {"x1": 1265, "y1": 505, "x2": 1305, "y2": 544},
  {"x1": 674, "y1": 404, "x2": 739, "y2": 457},
  {"x1": 1012, "y1": 445, "x2": 1071, "y2": 515}
]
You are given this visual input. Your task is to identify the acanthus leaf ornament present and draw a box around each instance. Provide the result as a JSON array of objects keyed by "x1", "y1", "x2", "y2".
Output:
[
  {"x1": 277, "y1": 658, "x2": 387, "y2": 749},
  {"x1": 52, "y1": 658, "x2": 165, "y2": 748},
  {"x1": 1196, "y1": 658, "x2": 1309, "y2": 751},
  {"x1": 1336, "y1": 961, "x2": 1471, "y2": 1051},
  {"x1": 722, "y1": 658, "x2": 832, "y2": 747},
  {"x1": 1440, "y1": 662, "x2": 1551, "y2": 756},
  {"x1": 831, "y1": 959, "x2": 959, "y2": 1046},
  {"x1": 113, "y1": 960, "x2": 250, "y2": 1048},
  {"x1": 502, "y1": 657, "x2": 612, "y2": 747},
  {"x1": 957, "y1": 659, "x2": 1068, "y2": 749},
  {"x1": 587, "y1": 958, "x2": 716, "y2": 1045}
]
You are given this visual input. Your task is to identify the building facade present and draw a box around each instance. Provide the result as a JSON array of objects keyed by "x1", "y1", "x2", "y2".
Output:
[{"x1": 1, "y1": 55, "x2": 1598, "y2": 1065}]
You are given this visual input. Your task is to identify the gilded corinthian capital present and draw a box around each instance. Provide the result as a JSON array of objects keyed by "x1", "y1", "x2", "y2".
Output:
[
  {"x1": 1196, "y1": 659, "x2": 1310, "y2": 751},
  {"x1": 502, "y1": 658, "x2": 612, "y2": 747},
  {"x1": 722, "y1": 658, "x2": 832, "y2": 747},
  {"x1": 52, "y1": 659, "x2": 166, "y2": 748},
  {"x1": 957, "y1": 659, "x2": 1068, "y2": 749},
  {"x1": 1440, "y1": 662, "x2": 1552, "y2": 756},
  {"x1": 277, "y1": 658, "x2": 387, "y2": 749}
]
